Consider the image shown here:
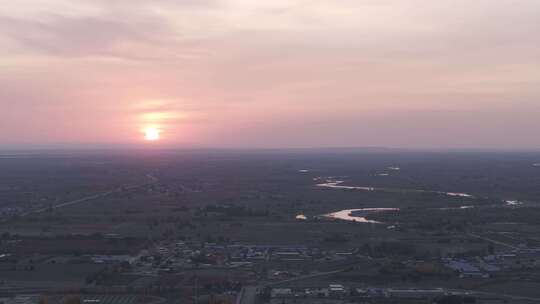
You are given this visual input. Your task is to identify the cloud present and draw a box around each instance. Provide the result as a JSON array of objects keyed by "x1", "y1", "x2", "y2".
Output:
[
  {"x1": 0, "y1": 14, "x2": 171, "y2": 59},
  {"x1": 0, "y1": 0, "x2": 539, "y2": 148},
  {"x1": 0, "y1": 0, "x2": 223, "y2": 61}
]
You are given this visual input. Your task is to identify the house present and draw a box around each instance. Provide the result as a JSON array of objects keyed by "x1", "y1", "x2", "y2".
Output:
[
  {"x1": 386, "y1": 288, "x2": 445, "y2": 299},
  {"x1": 329, "y1": 284, "x2": 346, "y2": 297},
  {"x1": 271, "y1": 288, "x2": 293, "y2": 298}
]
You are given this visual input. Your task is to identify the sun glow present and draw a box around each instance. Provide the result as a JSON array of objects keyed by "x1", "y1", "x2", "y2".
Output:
[{"x1": 144, "y1": 127, "x2": 161, "y2": 141}]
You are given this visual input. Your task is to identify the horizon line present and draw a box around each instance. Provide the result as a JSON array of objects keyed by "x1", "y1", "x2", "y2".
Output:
[{"x1": 1, "y1": 145, "x2": 540, "y2": 154}]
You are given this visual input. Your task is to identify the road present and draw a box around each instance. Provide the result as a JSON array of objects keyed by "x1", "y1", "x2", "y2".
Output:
[
  {"x1": 451, "y1": 289, "x2": 540, "y2": 302},
  {"x1": 237, "y1": 257, "x2": 540, "y2": 304},
  {"x1": 20, "y1": 173, "x2": 158, "y2": 216},
  {"x1": 238, "y1": 261, "x2": 360, "y2": 304},
  {"x1": 265, "y1": 269, "x2": 347, "y2": 287},
  {"x1": 468, "y1": 233, "x2": 520, "y2": 250},
  {"x1": 237, "y1": 286, "x2": 257, "y2": 304}
]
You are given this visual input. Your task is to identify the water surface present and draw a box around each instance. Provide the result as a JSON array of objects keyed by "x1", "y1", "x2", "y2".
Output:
[{"x1": 323, "y1": 208, "x2": 399, "y2": 223}]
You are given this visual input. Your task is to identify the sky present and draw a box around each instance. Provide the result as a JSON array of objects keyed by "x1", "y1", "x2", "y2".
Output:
[{"x1": 0, "y1": 0, "x2": 539, "y2": 149}]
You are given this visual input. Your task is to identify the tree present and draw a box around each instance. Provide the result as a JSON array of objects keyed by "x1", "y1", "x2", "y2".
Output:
[
  {"x1": 62, "y1": 295, "x2": 81, "y2": 304},
  {"x1": 38, "y1": 296, "x2": 49, "y2": 304}
]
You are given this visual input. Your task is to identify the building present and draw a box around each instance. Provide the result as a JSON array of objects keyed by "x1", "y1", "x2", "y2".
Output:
[
  {"x1": 270, "y1": 288, "x2": 293, "y2": 298},
  {"x1": 386, "y1": 288, "x2": 446, "y2": 299},
  {"x1": 329, "y1": 284, "x2": 346, "y2": 297}
]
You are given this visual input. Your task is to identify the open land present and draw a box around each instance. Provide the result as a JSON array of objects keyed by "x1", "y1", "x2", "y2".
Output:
[{"x1": 1, "y1": 150, "x2": 540, "y2": 304}]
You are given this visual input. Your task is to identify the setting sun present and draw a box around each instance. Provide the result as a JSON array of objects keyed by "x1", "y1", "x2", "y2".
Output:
[{"x1": 144, "y1": 127, "x2": 160, "y2": 141}]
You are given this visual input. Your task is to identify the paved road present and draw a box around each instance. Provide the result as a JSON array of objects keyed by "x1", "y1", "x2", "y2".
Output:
[
  {"x1": 237, "y1": 286, "x2": 257, "y2": 304},
  {"x1": 237, "y1": 264, "x2": 357, "y2": 304},
  {"x1": 451, "y1": 289, "x2": 540, "y2": 302},
  {"x1": 236, "y1": 257, "x2": 540, "y2": 304},
  {"x1": 265, "y1": 269, "x2": 347, "y2": 287},
  {"x1": 21, "y1": 173, "x2": 158, "y2": 216},
  {"x1": 468, "y1": 233, "x2": 520, "y2": 250}
]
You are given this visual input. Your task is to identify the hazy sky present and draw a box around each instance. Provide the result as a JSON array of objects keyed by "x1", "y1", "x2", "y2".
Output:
[{"x1": 1, "y1": 0, "x2": 539, "y2": 149}]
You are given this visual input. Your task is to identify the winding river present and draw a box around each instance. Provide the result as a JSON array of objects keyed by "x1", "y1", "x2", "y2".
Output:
[{"x1": 305, "y1": 176, "x2": 525, "y2": 223}]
